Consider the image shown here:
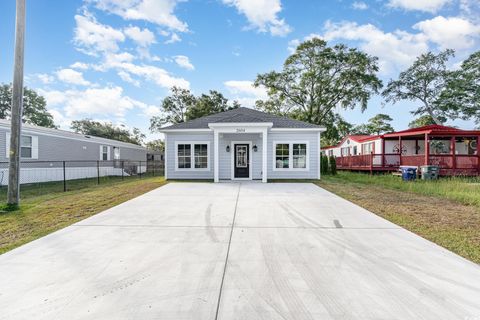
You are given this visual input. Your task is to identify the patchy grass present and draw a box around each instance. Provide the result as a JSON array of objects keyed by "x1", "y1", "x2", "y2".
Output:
[
  {"x1": 321, "y1": 171, "x2": 480, "y2": 207},
  {"x1": 0, "y1": 176, "x2": 167, "y2": 254},
  {"x1": 317, "y1": 172, "x2": 480, "y2": 263},
  {"x1": 0, "y1": 174, "x2": 154, "y2": 201}
]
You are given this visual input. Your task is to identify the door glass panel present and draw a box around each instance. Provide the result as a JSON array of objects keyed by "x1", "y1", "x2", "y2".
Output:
[{"x1": 236, "y1": 146, "x2": 247, "y2": 168}]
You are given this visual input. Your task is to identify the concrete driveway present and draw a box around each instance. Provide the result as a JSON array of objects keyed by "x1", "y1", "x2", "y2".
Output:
[{"x1": 0, "y1": 183, "x2": 479, "y2": 320}]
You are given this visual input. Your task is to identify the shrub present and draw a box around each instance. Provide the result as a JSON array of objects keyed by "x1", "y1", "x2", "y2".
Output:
[
  {"x1": 321, "y1": 155, "x2": 329, "y2": 175},
  {"x1": 329, "y1": 156, "x2": 337, "y2": 175}
]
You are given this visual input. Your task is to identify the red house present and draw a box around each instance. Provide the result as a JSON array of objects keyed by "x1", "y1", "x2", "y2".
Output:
[{"x1": 322, "y1": 125, "x2": 480, "y2": 176}]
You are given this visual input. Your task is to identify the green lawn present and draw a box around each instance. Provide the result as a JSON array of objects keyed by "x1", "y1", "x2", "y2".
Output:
[
  {"x1": 322, "y1": 171, "x2": 480, "y2": 207},
  {"x1": 0, "y1": 176, "x2": 167, "y2": 254},
  {"x1": 316, "y1": 172, "x2": 480, "y2": 263}
]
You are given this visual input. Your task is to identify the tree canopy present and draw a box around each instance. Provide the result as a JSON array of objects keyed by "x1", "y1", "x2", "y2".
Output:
[
  {"x1": 0, "y1": 83, "x2": 56, "y2": 128},
  {"x1": 150, "y1": 87, "x2": 239, "y2": 132},
  {"x1": 254, "y1": 38, "x2": 382, "y2": 145},
  {"x1": 71, "y1": 119, "x2": 145, "y2": 145},
  {"x1": 146, "y1": 139, "x2": 164, "y2": 151},
  {"x1": 408, "y1": 114, "x2": 446, "y2": 128},
  {"x1": 437, "y1": 51, "x2": 480, "y2": 125},
  {"x1": 382, "y1": 50, "x2": 454, "y2": 125}
]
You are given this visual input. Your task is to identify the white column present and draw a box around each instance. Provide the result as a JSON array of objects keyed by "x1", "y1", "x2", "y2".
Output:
[
  {"x1": 164, "y1": 135, "x2": 168, "y2": 180},
  {"x1": 262, "y1": 129, "x2": 268, "y2": 183},
  {"x1": 214, "y1": 130, "x2": 219, "y2": 182},
  {"x1": 318, "y1": 131, "x2": 321, "y2": 180}
]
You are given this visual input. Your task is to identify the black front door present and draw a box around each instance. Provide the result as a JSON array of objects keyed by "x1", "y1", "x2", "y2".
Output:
[{"x1": 234, "y1": 144, "x2": 249, "y2": 178}]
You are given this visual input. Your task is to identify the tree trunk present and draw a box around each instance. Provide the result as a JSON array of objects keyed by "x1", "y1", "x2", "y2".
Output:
[{"x1": 7, "y1": 0, "x2": 26, "y2": 206}]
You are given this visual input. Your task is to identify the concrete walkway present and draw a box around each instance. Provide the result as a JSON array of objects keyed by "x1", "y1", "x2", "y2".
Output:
[{"x1": 0, "y1": 183, "x2": 479, "y2": 320}]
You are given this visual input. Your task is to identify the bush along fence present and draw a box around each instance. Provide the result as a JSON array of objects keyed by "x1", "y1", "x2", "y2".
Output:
[
  {"x1": 0, "y1": 160, "x2": 164, "y2": 199},
  {"x1": 320, "y1": 155, "x2": 337, "y2": 176}
]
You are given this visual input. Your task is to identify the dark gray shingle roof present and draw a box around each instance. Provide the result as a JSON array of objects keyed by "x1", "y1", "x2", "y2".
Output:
[{"x1": 161, "y1": 107, "x2": 322, "y2": 130}]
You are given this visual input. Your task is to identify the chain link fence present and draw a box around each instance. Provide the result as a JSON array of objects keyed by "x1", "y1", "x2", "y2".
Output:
[{"x1": 0, "y1": 160, "x2": 164, "y2": 200}]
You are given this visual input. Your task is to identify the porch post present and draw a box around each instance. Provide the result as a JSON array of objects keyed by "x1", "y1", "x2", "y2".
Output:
[
  {"x1": 381, "y1": 138, "x2": 385, "y2": 168},
  {"x1": 398, "y1": 136, "x2": 402, "y2": 166},
  {"x1": 477, "y1": 135, "x2": 480, "y2": 175},
  {"x1": 262, "y1": 129, "x2": 268, "y2": 183},
  {"x1": 451, "y1": 136, "x2": 456, "y2": 172},
  {"x1": 424, "y1": 133, "x2": 429, "y2": 165},
  {"x1": 214, "y1": 130, "x2": 219, "y2": 182}
]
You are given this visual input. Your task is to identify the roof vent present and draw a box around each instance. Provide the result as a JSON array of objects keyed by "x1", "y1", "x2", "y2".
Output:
[{"x1": 84, "y1": 135, "x2": 91, "y2": 139}]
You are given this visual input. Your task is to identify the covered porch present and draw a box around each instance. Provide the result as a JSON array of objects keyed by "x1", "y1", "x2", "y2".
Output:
[
  {"x1": 210, "y1": 123, "x2": 270, "y2": 183},
  {"x1": 336, "y1": 125, "x2": 480, "y2": 176}
]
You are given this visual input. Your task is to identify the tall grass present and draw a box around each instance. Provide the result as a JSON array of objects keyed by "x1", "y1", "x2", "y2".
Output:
[{"x1": 322, "y1": 171, "x2": 480, "y2": 208}]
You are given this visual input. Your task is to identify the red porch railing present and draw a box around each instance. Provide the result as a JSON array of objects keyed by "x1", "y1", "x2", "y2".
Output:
[{"x1": 336, "y1": 153, "x2": 479, "y2": 176}]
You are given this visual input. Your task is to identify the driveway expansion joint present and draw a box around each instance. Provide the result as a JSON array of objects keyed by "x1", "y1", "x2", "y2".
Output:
[{"x1": 214, "y1": 183, "x2": 241, "y2": 320}]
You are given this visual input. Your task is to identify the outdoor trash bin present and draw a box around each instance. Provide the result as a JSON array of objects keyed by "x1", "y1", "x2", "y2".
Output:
[
  {"x1": 420, "y1": 165, "x2": 440, "y2": 180},
  {"x1": 400, "y1": 166, "x2": 417, "y2": 181}
]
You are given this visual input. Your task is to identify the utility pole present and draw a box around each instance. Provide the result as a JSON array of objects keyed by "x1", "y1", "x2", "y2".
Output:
[{"x1": 7, "y1": 0, "x2": 26, "y2": 207}]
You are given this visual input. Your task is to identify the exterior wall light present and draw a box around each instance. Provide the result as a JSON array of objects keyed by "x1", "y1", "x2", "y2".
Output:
[
  {"x1": 226, "y1": 145, "x2": 230, "y2": 152},
  {"x1": 253, "y1": 145, "x2": 258, "y2": 152}
]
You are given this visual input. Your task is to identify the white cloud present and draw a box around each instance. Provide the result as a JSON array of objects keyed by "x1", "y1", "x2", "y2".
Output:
[
  {"x1": 36, "y1": 73, "x2": 55, "y2": 84},
  {"x1": 322, "y1": 18, "x2": 480, "y2": 75},
  {"x1": 92, "y1": 0, "x2": 188, "y2": 32},
  {"x1": 224, "y1": 80, "x2": 267, "y2": 98},
  {"x1": 74, "y1": 13, "x2": 125, "y2": 55},
  {"x1": 40, "y1": 86, "x2": 145, "y2": 118},
  {"x1": 165, "y1": 32, "x2": 181, "y2": 44},
  {"x1": 222, "y1": 0, "x2": 291, "y2": 36},
  {"x1": 142, "y1": 105, "x2": 161, "y2": 117},
  {"x1": 124, "y1": 26, "x2": 156, "y2": 46},
  {"x1": 322, "y1": 21, "x2": 428, "y2": 74},
  {"x1": 115, "y1": 62, "x2": 190, "y2": 89},
  {"x1": 173, "y1": 55, "x2": 194, "y2": 70},
  {"x1": 352, "y1": 1, "x2": 368, "y2": 10},
  {"x1": 117, "y1": 70, "x2": 140, "y2": 86},
  {"x1": 413, "y1": 16, "x2": 480, "y2": 50},
  {"x1": 224, "y1": 80, "x2": 267, "y2": 106},
  {"x1": 387, "y1": 0, "x2": 451, "y2": 13},
  {"x1": 56, "y1": 68, "x2": 91, "y2": 86},
  {"x1": 70, "y1": 62, "x2": 90, "y2": 70}
]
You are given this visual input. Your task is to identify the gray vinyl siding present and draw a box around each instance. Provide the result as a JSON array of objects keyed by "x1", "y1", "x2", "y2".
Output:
[
  {"x1": 267, "y1": 131, "x2": 319, "y2": 179},
  {"x1": 0, "y1": 128, "x2": 146, "y2": 162},
  {"x1": 165, "y1": 132, "x2": 214, "y2": 180}
]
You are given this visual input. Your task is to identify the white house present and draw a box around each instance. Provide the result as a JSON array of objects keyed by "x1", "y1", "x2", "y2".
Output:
[{"x1": 160, "y1": 107, "x2": 326, "y2": 182}]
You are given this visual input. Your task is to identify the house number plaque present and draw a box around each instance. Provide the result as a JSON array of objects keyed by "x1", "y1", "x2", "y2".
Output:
[{"x1": 236, "y1": 128, "x2": 246, "y2": 133}]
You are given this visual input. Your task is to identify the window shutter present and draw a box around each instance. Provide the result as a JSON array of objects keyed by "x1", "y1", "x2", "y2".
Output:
[
  {"x1": 31, "y1": 136, "x2": 39, "y2": 159},
  {"x1": 99, "y1": 145, "x2": 103, "y2": 160},
  {"x1": 107, "y1": 146, "x2": 111, "y2": 160},
  {"x1": 5, "y1": 133, "x2": 10, "y2": 158}
]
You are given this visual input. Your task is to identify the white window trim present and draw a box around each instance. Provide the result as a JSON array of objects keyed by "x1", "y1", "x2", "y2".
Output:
[
  {"x1": 230, "y1": 141, "x2": 253, "y2": 181},
  {"x1": 100, "y1": 145, "x2": 111, "y2": 161},
  {"x1": 6, "y1": 133, "x2": 38, "y2": 159},
  {"x1": 175, "y1": 141, "x2": 210, "y2": 171},
  {"x1": 272, "y1": 141, "x2": 309, "y2": 171}
]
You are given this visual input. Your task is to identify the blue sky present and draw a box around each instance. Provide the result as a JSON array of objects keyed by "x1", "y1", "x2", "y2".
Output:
[{"x1": 0, "y1": 0, "x2": 479, "y2": 141}]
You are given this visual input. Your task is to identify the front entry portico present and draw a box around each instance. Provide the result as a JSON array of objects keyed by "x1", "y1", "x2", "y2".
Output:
[{"x1": 210, "y1": 122, "x2": 271, "y2": 183}]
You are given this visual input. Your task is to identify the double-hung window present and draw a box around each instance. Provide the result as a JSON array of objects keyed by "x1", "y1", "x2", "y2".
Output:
[
  {"x1": 177, "y1": 144, "x2": 192, "y2": 168},
  {"x1": 100, "y1": 146, "x2": 109, "y2": 160},
  {"x1": 293, "y1": 143, "x2": 307, "y2": 168},
  {"x1": 21, "y1": 136, "x2": 33, "y2": 158},
  {"x1": 274, "y1": 142, "x2": 308, "y2": 170},
  {"x1": 275, "y1": 144, "x2": 289, "y2": 168},
  {"x1": 176, "y1": 142, "x2": 209, "y2": 170},
  {"x1": 194, "y1": 144, "x2": 208, "y2": 169}
]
